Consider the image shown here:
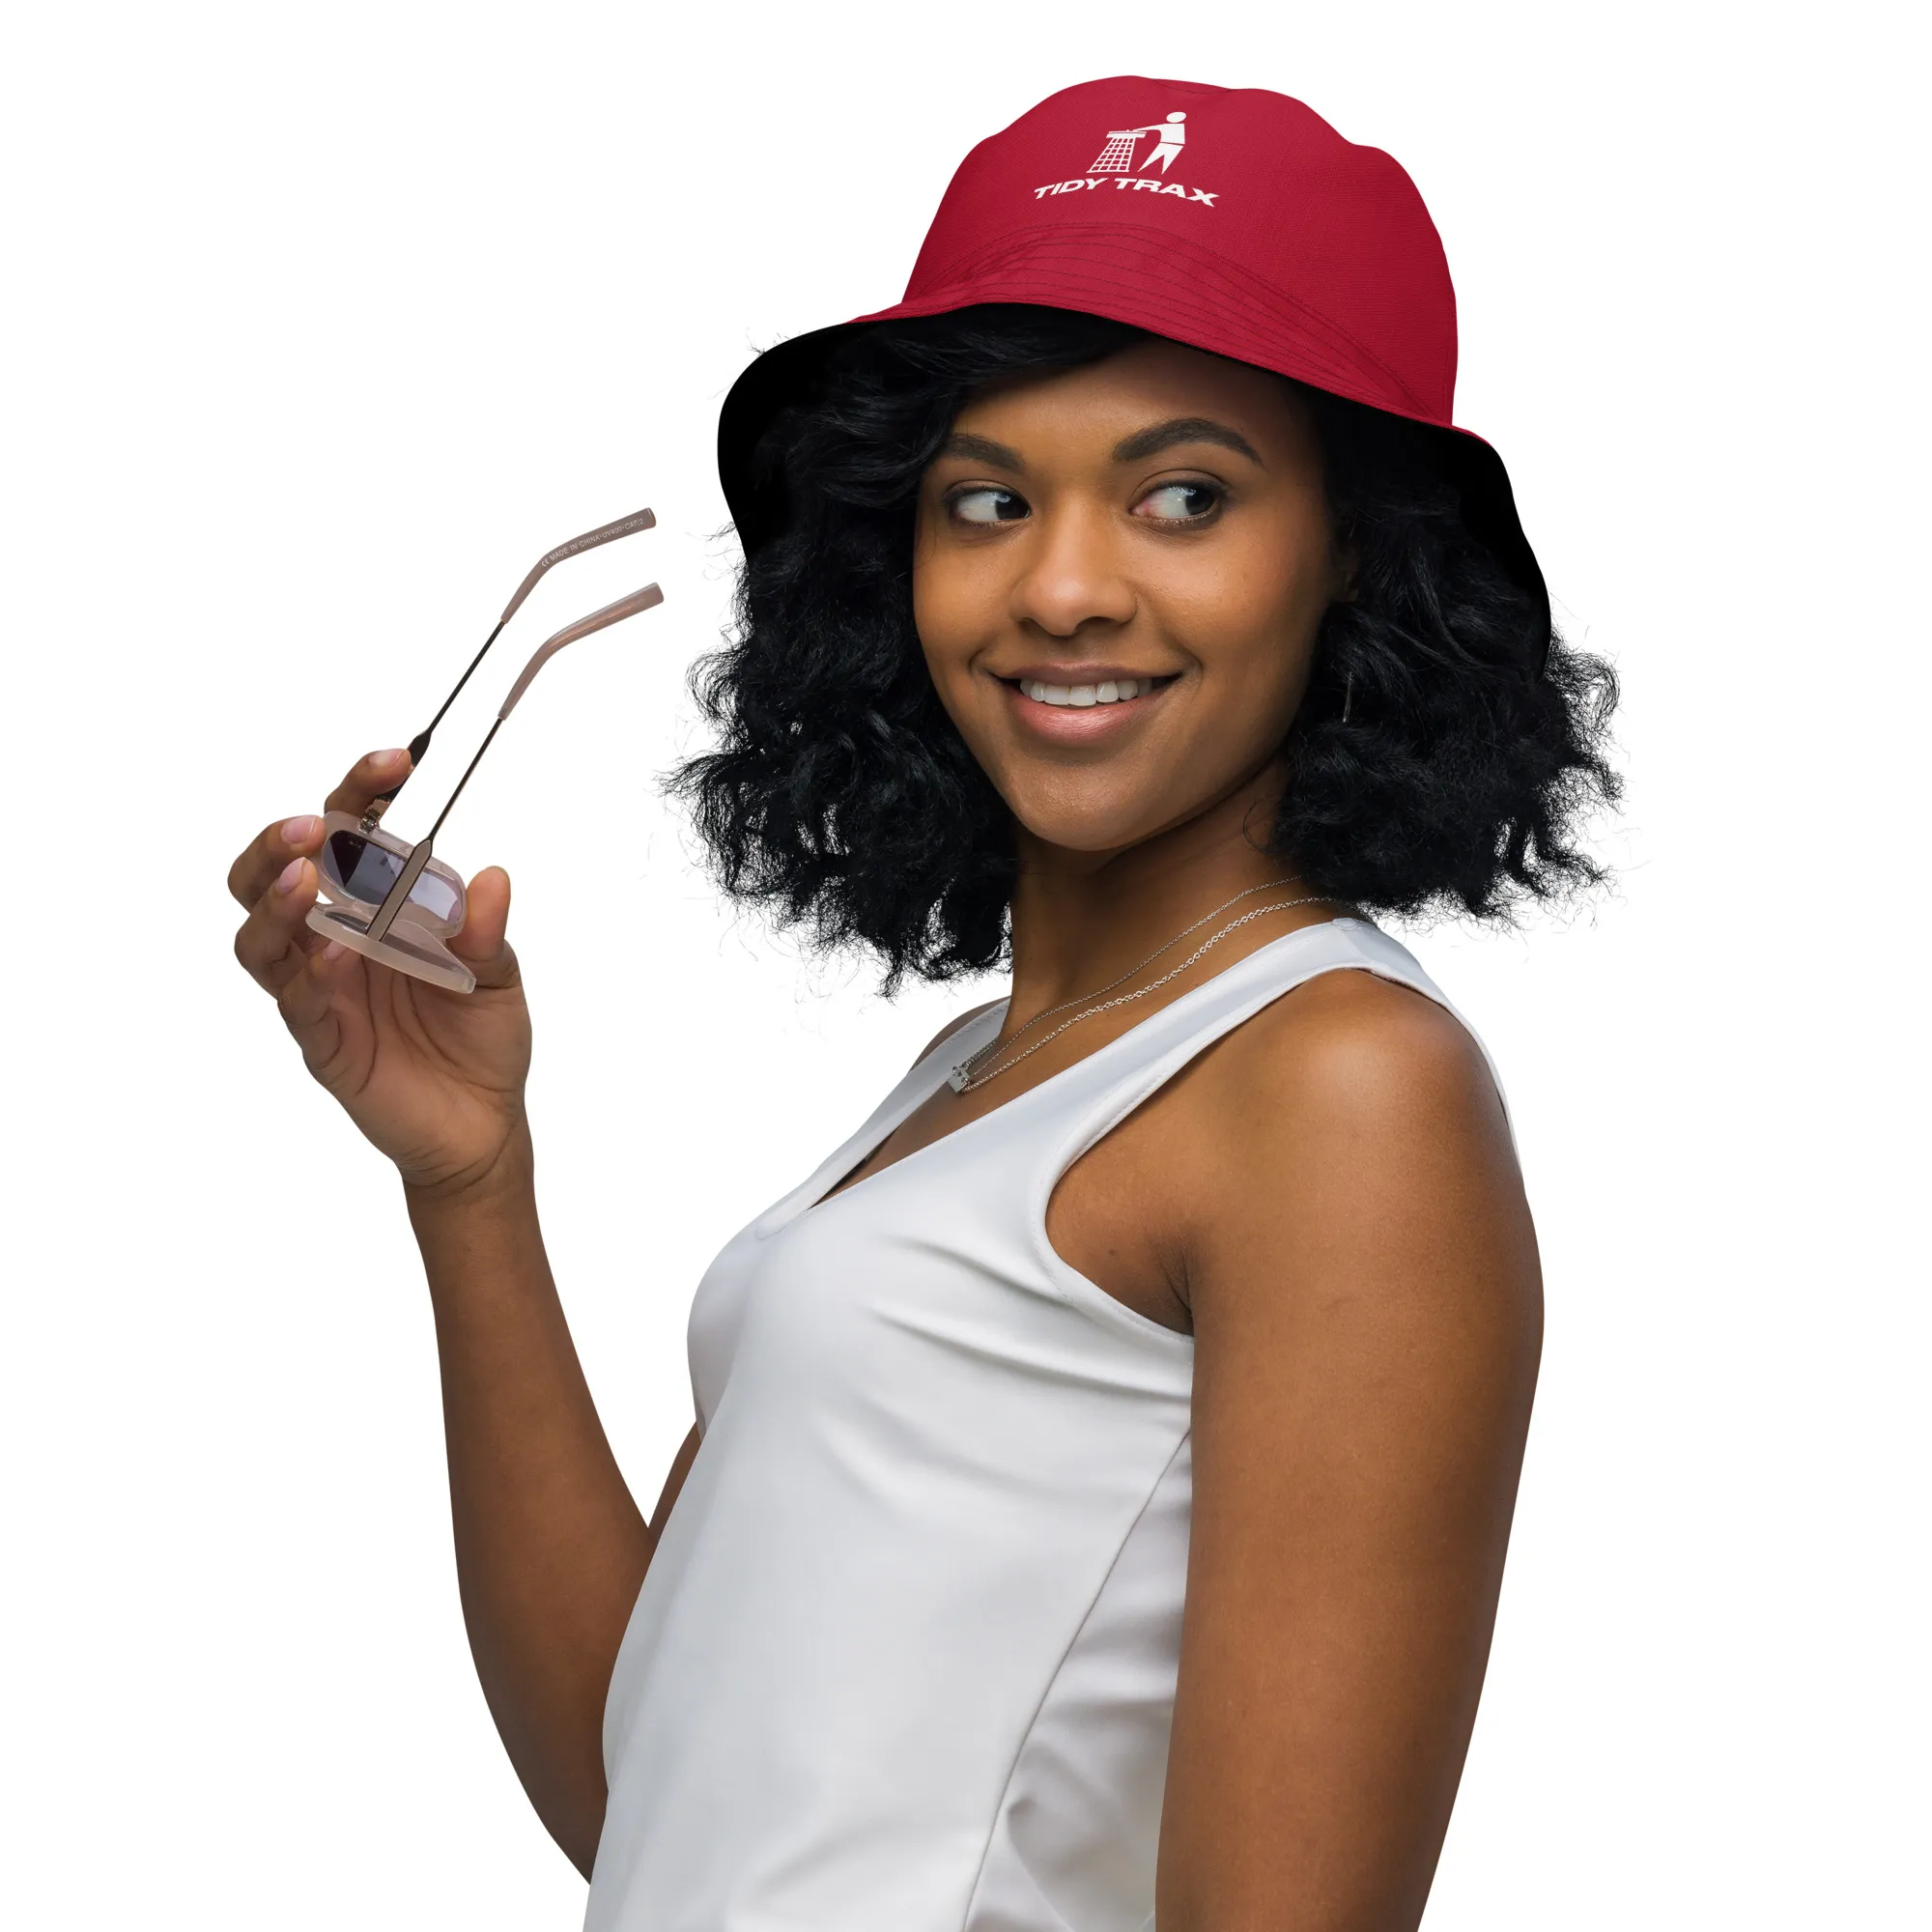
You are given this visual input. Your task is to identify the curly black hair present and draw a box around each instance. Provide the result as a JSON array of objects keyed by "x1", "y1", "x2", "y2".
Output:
[{"x1": 674, "y1": 306, "x2": 1618, "y2": 988}]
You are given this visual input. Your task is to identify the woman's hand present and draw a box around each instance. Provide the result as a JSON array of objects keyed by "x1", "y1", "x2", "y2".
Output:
[{"x1": 229, "y1": 749, "x2": 534, "y2": 1198}]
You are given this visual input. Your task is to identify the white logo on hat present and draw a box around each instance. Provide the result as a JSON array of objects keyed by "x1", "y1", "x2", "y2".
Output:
[
  {"x1": 1035, "y1": 111, "x2": 1217, "y2": 208},
  {"x1": 1091, "y1": 111, "x2": 1187, "y2": 176}
]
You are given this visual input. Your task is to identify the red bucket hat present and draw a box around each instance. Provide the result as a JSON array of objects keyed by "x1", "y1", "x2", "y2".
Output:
[{"x1": 719, "y1": 75, "x2": 1547, "y2": 640}]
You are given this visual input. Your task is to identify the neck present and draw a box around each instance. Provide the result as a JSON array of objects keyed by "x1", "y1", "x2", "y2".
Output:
[{"x1": 1005, "y1": 764, "x2": 1317, "y2": 1017}]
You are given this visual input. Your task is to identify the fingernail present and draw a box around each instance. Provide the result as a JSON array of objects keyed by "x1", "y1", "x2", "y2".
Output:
[
  {"x1": 372, "y1": 748, "x2": 409, "y2": 769},
  {"x1": 281, "y1": 814, "x2": 320, "y2": 844},
  {"x1": 274, "y1": 858, "x2": 305, "y2": 895},
  {"x1": 322, "y1": 942, "x2": 347, "y2": 962}
]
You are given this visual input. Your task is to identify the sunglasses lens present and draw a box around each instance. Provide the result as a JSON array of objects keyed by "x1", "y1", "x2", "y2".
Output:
[{"x1": 322, "y1": 830, "x2": 463, "y2": 923}]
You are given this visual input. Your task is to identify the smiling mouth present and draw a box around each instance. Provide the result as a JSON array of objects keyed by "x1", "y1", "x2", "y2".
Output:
[{"x1": 1006, "y1": 674, "x2": 1177, "y2": 709}]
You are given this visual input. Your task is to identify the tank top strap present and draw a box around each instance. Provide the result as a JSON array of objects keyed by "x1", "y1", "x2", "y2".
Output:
[
  {"x1": 757, "y1": 919, "x2": 1504, "y2": 1255},
  {"x1": 950, "y1": 916, "x2": 1510, "y2": 1350},
  {"x1": 1074, "y1": 912, "x2": 1498, "y2": 1098}
]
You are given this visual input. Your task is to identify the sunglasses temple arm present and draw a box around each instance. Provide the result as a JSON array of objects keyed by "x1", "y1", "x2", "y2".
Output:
[
  {"x1": 364, "y1": 580, "x2": 663, "y2": 940},
  {"x1": 370, "y1": 507, "x2": 656, "y2": 814},
  {"x1": 499, "y1": 582, "x2": 664, "y2": 718},
  {"x1": 367, "y1": 619, "x2": 504, "y2": 819},
  {"x1": 498, "y1": 507, "x2": 656, "y2": 631},
  {"x1": 412, "y1": 619, "x2": 505, "y2": 753},
  {"x1": 361, "y1": 719, "x2": 498, "y2": 943}
]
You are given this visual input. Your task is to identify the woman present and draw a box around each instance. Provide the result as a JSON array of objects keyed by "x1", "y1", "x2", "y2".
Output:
[{"x1": 229, "y1": 78, "x2": 1614, "y2": 1931}]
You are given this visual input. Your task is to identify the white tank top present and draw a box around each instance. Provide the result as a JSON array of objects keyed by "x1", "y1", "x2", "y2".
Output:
[{"x1": 589, "y1": 919, "x2": 1497, "y2": 1931}]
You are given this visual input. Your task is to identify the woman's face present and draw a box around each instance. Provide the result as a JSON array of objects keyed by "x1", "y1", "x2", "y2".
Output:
[{"x1": 913, "y1": 338, "x2": 1341, "y2": 859}]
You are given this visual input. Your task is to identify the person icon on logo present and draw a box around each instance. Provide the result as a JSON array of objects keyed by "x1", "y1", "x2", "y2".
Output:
[{"x1": 1133, "y1": 111, "x2": 1187, "y2": 174}]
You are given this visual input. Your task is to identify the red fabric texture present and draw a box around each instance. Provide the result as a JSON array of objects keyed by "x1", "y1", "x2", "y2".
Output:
[
  {"x1": 857, "y1": 77, "x2": 1463, "y2": 434},
  {"x1": 716, "y1": 74, "x2": 1543, "y2": 640}
]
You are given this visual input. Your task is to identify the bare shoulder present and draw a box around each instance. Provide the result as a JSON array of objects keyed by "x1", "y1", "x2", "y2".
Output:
[
  {"x1": 1196, "y1": 963, "x2": 1511, "y2": 1166},
  {"x1": 1172, "y1": 961, "x2": 1534, "y2": 1325}
]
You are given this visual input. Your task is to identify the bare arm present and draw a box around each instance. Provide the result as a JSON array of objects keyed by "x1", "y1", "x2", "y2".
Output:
[
  {"x1": 408, "y1": 1151, "x2": 682, "y2": 1875},
  {"x1": 230, "y1": 752, "x2": 695, "y2": 1876},
  {"x1": 1155, "y1": 975, "x2": 1543, "y2": 1930}
]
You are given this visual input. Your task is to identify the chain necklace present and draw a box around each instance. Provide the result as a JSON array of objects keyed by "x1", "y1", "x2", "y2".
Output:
[{"x1": 948, "y1": 884, "x2": 1332, "y2": 1094}]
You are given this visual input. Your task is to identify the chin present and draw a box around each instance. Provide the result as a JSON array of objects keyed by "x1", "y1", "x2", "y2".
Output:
[
  {"x1": 1002, "y1": 788, "x2": 1178, "y2": 859},
  {"x1": 1022, "y1": 823, "x2": 1150, "y2": 858}
]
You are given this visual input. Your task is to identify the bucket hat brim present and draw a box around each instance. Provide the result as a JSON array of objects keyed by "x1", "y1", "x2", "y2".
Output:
[{"x1": 718, "y1": 264, "x2": 1548, "y2": 662}]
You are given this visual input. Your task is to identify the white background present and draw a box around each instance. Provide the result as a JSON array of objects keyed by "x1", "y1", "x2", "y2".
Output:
[{"x1": 3, "y1": 2, "x2": 1923, "y2": 1924}]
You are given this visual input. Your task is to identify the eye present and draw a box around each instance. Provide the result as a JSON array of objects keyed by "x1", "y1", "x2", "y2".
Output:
[
  {"x1": 1134, "y1": 480, "x2": 1223, "y2": 524},
  {"x1": 948, "y1": 485, "x2": 1029, "y2": 526}
]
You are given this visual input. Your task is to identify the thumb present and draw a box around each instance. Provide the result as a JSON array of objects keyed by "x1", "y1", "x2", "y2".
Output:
[{"x1": 453, "y1": 866, "x2": 520, "y2": 988}]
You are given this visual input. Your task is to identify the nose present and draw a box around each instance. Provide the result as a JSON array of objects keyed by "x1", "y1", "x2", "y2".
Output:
[{"x1": 1008, "y1": 499, "x2": 1137, "y2": 639}]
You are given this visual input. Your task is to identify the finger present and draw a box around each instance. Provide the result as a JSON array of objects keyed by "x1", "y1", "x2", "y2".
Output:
[
  {"x1": 323, "y1": 746, "x2": 412, "y2": 819},
  {"x1": 229, "y1": 746, "x2": 412, "y2": 907},
  {"x1": 450, "y1": 866, "x2": 522, "y2": 991},
  {"x1": 233, "y1": 855, "x2": 326, "y2": 994},
  {"x1": 276, "y1": 930, "x2": 362, "y2": 1039},
  {"x1": 228, "y1": 810, "x2": 328, "y2": 908}
]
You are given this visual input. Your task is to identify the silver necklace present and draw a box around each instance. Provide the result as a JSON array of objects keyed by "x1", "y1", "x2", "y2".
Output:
[{"x1": 949, "y1": 884, "x2": 1331, "y2": 1094}]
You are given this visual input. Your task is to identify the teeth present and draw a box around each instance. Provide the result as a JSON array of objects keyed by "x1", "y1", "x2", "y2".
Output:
[{"x1": 1020, "y1": 677, "x2": 1149, "y2": 707}]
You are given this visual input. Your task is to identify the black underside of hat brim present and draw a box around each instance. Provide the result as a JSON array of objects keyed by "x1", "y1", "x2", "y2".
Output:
[{"x1": 716, "y1": 316, "x2": 1549, "y2": 667}]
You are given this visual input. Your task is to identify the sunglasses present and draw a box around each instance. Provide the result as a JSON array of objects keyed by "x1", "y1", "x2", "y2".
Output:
[{"x1": 306, "y1": 510, "x2": 662, "y2": 991}]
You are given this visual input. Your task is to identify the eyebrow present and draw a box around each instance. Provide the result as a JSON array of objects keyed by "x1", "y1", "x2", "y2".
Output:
[
  {"x1": 1112, "y1": 416, "x2": 1264, "y2": 466},
  {"x1": 936, "y1": 416, "x2": 1264, "y2": 473},
  {"x1": 940, "y1": 431, "x2": 1025, "y2": 469}
]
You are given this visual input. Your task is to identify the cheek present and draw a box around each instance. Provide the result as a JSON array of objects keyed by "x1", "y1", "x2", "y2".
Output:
[
  {"x1": 910, "y1": 522, "x2": 955, "y2": 656},
  {"x1": 911, "y1": 542, "x2": 996, "y2": 705},
  {"x1": 1166, "y1": 544, "x2": 1327, "y2": 714}
]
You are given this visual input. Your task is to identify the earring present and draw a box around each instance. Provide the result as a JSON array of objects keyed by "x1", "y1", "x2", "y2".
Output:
[{"x1": 1341, "y1": 671, "x2": 1354, "y2": 724}]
